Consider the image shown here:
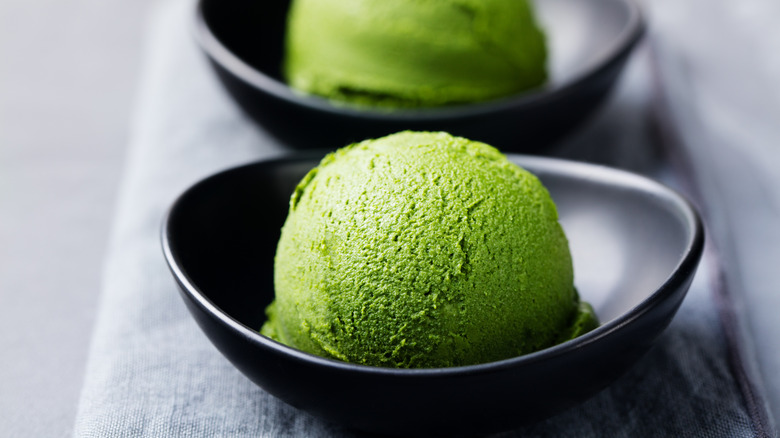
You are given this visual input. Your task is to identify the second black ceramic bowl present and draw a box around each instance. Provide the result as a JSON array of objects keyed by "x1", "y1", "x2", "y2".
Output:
[
  {"x1": 194, "y1": 0, "x2": 645, "y2": 152},
  {"x1": 162, "y1": 155, "x2": 703, "y2": 437}
]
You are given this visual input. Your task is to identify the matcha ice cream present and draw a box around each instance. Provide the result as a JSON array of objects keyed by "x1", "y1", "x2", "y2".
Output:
[
  {"x1": 283, "y1": 0, "x2": 548, "y2": 107},
  {"x1": 261, "y1": 132, "x2": 597, "y2": 368}
]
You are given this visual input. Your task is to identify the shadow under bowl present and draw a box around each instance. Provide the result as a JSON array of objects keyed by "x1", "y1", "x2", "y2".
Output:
[
  {"x1": 162, "y1": 154, "x2": 703, "y2": 437},
  {"x1": 194, "y1": 0, "x2": 645, "y2": 152}
]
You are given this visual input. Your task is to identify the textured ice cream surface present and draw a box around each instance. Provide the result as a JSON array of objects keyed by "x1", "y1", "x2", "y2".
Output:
[
  {"x1": 283, "y1": 0, "x2": 548, "y2": 108},
  {"x1": 261, "y1": 132, "x2": 597, "y2": 368}
]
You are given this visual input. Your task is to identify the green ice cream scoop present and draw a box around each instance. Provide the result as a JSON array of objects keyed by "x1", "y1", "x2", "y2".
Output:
[
  {"x1": 261, "y1": 132, "x2": 597, "y2": 368},
  {"x1": 283, "y1": 0, "x2": 548, "y2": 107}
]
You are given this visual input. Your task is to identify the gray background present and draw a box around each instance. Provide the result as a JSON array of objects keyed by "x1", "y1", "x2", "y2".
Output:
[{"x1": 0, "y1": 1, "x2": 159, "y2": 436}]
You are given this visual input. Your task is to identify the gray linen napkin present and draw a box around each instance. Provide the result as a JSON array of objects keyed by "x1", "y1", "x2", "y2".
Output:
[{"x1": 73, "y1": 0, "x2": 774, "y2": 436}]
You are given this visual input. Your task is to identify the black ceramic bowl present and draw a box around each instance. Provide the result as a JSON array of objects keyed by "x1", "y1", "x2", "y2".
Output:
[
  {"x1": 194, "y1": 0, "x2": 645, "y2": 152},
  {"x1": 162, "y1": 155, "x2": 704, "y2": 437}
]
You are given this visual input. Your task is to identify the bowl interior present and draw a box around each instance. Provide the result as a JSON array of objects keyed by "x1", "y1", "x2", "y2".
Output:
[
  {"x1": 167, "y1": 155, "x2": 697, "y2": 334},
  {"x1": 538, "y1": 0, "x2": 638, "y2": 87},
  {"x1": 198, "y1": 0, "x2": 642, "y2": 114}
]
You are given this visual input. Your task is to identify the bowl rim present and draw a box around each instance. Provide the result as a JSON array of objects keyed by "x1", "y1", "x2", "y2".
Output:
[
  {"x1": 192, "y1": 0, "x2": 645, "y2": 121},
  {"x1": 161, "y1": 154, "x2": 704, "y2": 377}
]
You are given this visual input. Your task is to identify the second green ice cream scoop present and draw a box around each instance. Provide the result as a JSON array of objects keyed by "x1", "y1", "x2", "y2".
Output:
[
  {"x1": 261, "y1": 132, "x2": 597, "y2": 368},
  {"x1": 283, "y1": 0, "x2": 548, "y2": 107}
]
